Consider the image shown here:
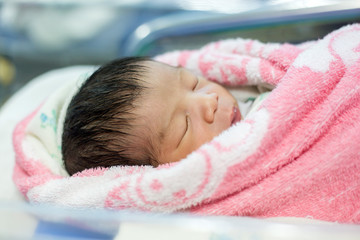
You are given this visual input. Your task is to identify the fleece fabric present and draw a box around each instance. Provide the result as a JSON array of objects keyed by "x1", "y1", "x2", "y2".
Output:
[{"x1": 13, "y1": 24, "x2": 360, "y2": 223}]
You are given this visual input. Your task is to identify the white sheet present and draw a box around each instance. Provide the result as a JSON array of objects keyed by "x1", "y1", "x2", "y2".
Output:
[{"x1": 0, "y1": 65, "x2": 96, "y2": 201}]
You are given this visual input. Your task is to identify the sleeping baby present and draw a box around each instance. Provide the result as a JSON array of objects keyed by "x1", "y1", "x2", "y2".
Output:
[
  {"x1": 14, "y1": 24, "x2": 360, "y2": 223},
  {"x1": 62, "y1": 57, "x2": 266, "y2": 175}
]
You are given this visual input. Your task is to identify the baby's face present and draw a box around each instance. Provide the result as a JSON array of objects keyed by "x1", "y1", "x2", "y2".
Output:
[{"x1": 135, "y1": 61, "x2": 241, "y2": 165}]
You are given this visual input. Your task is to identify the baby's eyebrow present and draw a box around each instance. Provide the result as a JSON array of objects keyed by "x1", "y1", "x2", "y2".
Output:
[
  {"x1": 158, "y1": 125, "x2": 166, "y2": 146},
  {"x1": 157, "y1": 67, "x2": 182, "y2": 147},
  {"x1": 157, "y1": 107, "x2": 174, "y2": 150}
]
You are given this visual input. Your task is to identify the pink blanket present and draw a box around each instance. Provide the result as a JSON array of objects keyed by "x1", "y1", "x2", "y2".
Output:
[{"x1": 13, "y1": 24, "x2": 360, "y2": 223}]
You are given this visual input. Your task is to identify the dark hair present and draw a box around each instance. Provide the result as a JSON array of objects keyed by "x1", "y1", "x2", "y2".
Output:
[{"x1": 62, "y1": 57, "x2": 154, "y2": 175}]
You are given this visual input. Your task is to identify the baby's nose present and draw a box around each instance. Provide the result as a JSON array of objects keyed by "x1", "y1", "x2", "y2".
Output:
[{"x1": 200, "y1": 92, "x2": 218, "y2": 123}]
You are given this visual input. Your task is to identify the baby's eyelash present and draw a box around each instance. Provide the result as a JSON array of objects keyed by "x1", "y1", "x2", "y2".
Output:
[
  {"x1": 178, "y1": 114, "x2": 190, "y2": 148},
  {"x1": 193, "y1": 78, "x2": 199, "y2": 90},
  {"x1": 178, "y1": 114, "x2": 189, "y2": 146},
  {"x1": 185, "y1": 114, "x2": 190, "y2": 132}
]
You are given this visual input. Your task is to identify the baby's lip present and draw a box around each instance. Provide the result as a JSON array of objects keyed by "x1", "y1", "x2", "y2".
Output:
[{"x1": 231, "y1": 106, "x2": 242, "y2": 126}]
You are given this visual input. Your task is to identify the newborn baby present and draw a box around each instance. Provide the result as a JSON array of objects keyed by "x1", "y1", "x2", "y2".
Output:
[{"x1": 62, "y1": 57, "x2": 242, "y2": 175}]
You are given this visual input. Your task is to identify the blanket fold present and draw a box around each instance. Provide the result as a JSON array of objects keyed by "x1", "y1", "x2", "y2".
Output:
[{"x1": 13, "y1": 24, "x2": 360, "y2": 223}]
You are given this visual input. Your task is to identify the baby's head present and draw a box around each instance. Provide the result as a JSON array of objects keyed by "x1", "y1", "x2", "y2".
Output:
[{"x1": 62, "y1": 57, "x2": 241, "y2": 175}]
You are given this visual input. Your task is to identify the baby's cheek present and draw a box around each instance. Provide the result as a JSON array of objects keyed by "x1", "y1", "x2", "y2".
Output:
[{"x1": 192, "y1": 128, "x2": 214, "y2": 149}]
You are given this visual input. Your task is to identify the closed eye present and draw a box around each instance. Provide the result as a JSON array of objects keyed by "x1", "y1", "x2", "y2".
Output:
[
  {"x1": 184, "y1": 114, "x2": 190, "y2": 137},
  {"x1": 178, "y1": 114, "x2": 190, "y2": 148},
  {"x1": 193, "y1": 78, "x2": 199, "y2": 91}
]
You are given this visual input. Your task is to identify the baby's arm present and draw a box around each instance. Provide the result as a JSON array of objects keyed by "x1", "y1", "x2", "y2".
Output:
[{"x1": 155, "y1": 38, "x2": 306, "y2": 87}]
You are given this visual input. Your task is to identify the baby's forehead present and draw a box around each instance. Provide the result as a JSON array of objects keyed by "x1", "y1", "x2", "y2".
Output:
[
  {"x1": 144, "y1": 61, "x2": 180, "y2": 83},
  {"x1": 132, "y1": 70, "x2": 179, "y2": 150}
]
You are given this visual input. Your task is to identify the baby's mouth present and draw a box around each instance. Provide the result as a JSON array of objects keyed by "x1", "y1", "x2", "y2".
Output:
[{"x1": 231, "y1": 106, "x2": 242, "y2": 126}]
